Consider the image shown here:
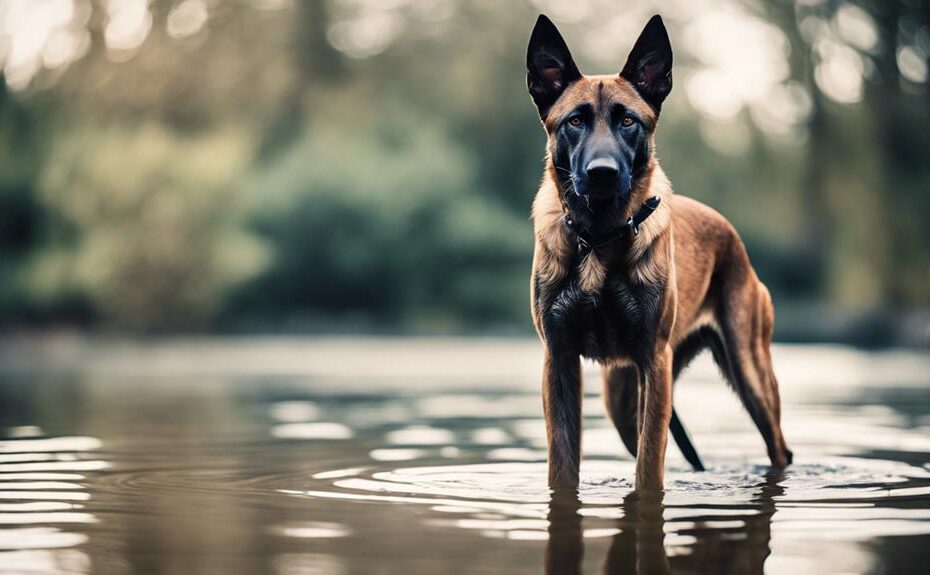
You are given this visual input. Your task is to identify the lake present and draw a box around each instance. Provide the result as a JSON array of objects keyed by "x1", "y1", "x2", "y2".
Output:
[{"x1": 0, "y1": 337, "x2": 928, "y2": 574}]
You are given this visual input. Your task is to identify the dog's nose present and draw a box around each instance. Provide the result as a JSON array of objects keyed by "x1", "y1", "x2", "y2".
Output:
[{"x1": 585, "y1": 157, "x2": 620, "y2": 182}]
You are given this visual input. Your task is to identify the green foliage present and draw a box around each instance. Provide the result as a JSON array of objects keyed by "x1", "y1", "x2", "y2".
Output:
[
  {"x1": 0, "y1": 83, "x2": 48, "y2": 322},
  {"x1": 228, "y1": 112, "x2": 532, "y2": 331},
  {"x1": 0, "y1": 1, "x2": 927, "y2": 336},
  {"x1": 26, "y1": 123, "x2": 265, "y2": 331}
]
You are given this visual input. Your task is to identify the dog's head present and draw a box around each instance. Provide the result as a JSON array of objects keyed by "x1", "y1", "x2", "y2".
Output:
[{"x1": 527, "y1": 15, "x2": 672, "y2": 223}]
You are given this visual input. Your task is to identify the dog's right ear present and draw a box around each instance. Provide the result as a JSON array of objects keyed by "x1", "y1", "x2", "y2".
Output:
[{"x1": 526, "y1": 15, "x2": 581, "y2": 118}]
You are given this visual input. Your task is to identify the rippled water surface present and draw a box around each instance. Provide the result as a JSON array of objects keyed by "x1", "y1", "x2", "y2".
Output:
[{"x1": 0, "y1": 337, "x2": 928, "y2": 574}]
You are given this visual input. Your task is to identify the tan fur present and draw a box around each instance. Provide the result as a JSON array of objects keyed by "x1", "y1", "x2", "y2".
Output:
[
  {"x1": 577, "y1": 252, "x2": 607, "y2": 293},
  {"x1": 531, "y1": 176, "x2": 572, "y2": 285},
  {"x1": 532, "y1": 72, "x2": 791, "y2": 492},
  {"x1": 545, "y1": 75, "x2": 657, "y2": 132}
]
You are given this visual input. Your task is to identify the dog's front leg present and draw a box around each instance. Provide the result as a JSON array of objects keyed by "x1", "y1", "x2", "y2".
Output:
[
  {"x1": 542, "y1": 349, "x2": 582, "y2": 490},
  {"x1": 635, "y1": 343, "x2": 672, "y2": 491}
]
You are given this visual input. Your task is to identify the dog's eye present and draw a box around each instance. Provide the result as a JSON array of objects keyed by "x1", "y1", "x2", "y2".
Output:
[
  {"x1": 568, "y1": 116, "x2": 583, "y2": 127},
  {"x1": 621, "y1": 116, "x2": 635, "y2": 127}
]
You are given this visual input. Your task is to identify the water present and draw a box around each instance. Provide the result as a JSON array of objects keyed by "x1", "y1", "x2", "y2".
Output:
[{"x1": 0, "y1": 337, "x2": 928, "y2": 574}]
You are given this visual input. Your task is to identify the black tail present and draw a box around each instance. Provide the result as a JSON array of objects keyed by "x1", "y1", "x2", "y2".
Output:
[{"x1": 670, "y1": 408, "x2": 705, "y2": 471}]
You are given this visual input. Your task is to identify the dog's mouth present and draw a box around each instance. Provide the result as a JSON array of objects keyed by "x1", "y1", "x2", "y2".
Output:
[
  {"x1": 581, "y1": 187, "x2": 620, "y2": 201},
  {"x1": 555, "y1": 165, "x2": 635, "y2": 228},
  {"x1": 566, "y1": 180, "x2": 632, "y2": 210},
  {"x1": 563, "y1": 187, "x2": 632, "y2": 231},
  {"x1": 569, "y1": 172, "x2": 633, "y2": 203}
]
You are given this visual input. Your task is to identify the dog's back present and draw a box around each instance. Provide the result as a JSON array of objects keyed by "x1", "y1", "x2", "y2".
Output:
[{"x1": 668, "y1": 193, "x2": 754, "y2": 344}]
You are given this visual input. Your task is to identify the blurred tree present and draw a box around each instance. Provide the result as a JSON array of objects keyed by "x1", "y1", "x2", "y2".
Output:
[
  {"x1": 228, "y1": 109, "x2": 531, "y2": 332},
  {"x1": 865, "y1": 0, "x2": 930, "y2": 304},
  {"x1": 0, "y1": 0, "x2": 926, "y2": 336},
  {"x1": 0, "y1": 79, "x2": 45, "y2": 321},
  {"x1": 29, "y1": 122, "x2": 264, "y2": 331}
]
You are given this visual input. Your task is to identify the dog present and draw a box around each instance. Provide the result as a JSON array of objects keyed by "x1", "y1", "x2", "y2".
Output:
[{"x1": 527, "y1": 14, "x2": 793, "y2": 491}]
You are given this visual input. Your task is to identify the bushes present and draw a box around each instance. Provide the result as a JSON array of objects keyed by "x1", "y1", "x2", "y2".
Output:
[
  {"x1": 2, "y1": 112, "x2": 535, "y2": 333},
  {"x1": 24, "y1": 123, "x2": 266, "y2": 331},
  {"x1": 227, "y1": 114, "x2": 534, "y2": 332}
]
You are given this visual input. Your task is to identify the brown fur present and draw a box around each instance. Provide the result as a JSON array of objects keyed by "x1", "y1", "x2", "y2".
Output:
[{"x1": 531, "y1": 75, "x2": 791, "y2": 491}]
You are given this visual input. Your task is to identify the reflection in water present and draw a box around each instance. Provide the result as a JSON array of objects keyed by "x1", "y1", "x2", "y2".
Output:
[
  {"x1": 0, "y1": 433, "x2": 105, "y2": 573},
  {"x1": 273, "y1": 521, "x2": 351, "y2": 539},
  {"x1": 546, "y1": 471, "x2": 785, "y2": 574},
  {"x1": 290, "y1": 456, "x2": 929, "y2": 575},
  {"x1": 0, "y1": 548, "x2": 91, "y2": 573},
  {"x1": 273, "y1": 552, "x2": 347, "y2": 575},
  {"x1": 271, "y1": 422, "x2": 354, "y2": 439},
  {"x1": 612, "y1": 494, "x2": 670, "y2": 575},
  {"x1": 546, "y1": 492, "x2": 584, "y2": 575},
  {"x1": 0, "y1": 339, "x2": 929, "y2": 573}
]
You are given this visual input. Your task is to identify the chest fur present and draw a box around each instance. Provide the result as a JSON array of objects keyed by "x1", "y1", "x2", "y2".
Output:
[{"x1": 538, "y1": 263, "x2": 664, "y2": 364}]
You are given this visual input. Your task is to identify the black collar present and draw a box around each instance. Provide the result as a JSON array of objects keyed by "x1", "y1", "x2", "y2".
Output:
[{"x1": 563, "y1": 196, "x2": 661, "y2": 254}]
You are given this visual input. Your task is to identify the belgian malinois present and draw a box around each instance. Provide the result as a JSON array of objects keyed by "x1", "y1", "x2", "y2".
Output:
[{"x1": 527, "y1": 15, "x2": 793, "y2": 492}]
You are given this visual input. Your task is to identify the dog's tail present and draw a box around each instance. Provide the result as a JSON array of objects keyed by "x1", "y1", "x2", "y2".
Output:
[{"x1": 670, "y1": 408, "x2": 705, "y2": 471}]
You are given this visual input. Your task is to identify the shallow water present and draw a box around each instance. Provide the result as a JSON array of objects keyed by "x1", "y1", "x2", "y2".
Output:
[{"x1": 0, "y1": 337, "x2": 928, "y2": 574}]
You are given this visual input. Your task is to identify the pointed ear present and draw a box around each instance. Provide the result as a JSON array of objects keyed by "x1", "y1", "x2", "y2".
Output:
[
  {"x1": 620, "y1": 15, "x2": 673, "y2": 111},
  {"x1": 526, "y1": 15, "x2": 582, "y2": 118}
]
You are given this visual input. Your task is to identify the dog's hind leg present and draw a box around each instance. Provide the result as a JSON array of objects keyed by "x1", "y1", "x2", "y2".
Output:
[
  {"x1": 602, "y1": 364, "x2": 640, "y2": 458},
  {"x1": 603, "y1": 363, "x2": 704, "y2": 471},
  {"x1": 717, "y1": 281, "x2": 792, "y2": 468}
]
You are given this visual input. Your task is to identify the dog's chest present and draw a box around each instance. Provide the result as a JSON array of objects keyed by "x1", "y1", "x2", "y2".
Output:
[{"x1": 545, "y1": 270, "x2": 661, "y2": 363}]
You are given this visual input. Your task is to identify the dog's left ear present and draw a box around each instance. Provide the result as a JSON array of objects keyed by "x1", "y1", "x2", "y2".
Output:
[
  {"x1": 527, "y1": 15, "x2": 582, "y2": 118},
  {"x1": 620, "y1": 15, "x2": 673, "y2": 111}
]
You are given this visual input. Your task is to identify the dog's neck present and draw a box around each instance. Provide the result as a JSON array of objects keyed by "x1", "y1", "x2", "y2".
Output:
[
  {"x1": 531, "y1": 161, "x2": 672, "y2": 284},
  {"x1": 565, "y1": 195, "x2": 662, "y2": 254},
  {"x1": 561, "y1": 187, "x2": 629, "y2": 233}
]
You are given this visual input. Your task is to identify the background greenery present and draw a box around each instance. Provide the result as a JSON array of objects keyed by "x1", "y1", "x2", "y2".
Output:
[{"x1": 0, "y1": 0, "x2": 927, "y2": 343}]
